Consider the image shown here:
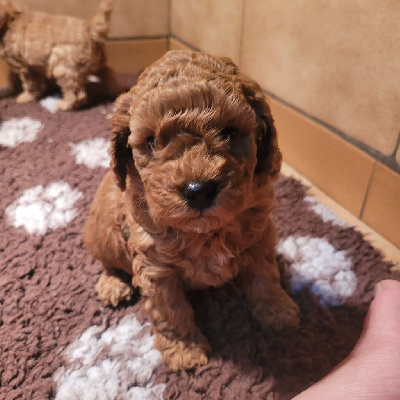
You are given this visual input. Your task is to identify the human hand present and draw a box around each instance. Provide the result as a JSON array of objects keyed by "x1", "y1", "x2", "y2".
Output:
[{"x1": 293, "y1": 279, "x2": 400, "y2": 400}]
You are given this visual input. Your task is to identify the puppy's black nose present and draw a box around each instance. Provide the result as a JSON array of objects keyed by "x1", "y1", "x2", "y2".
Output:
[{"x1": 181, "y1": 181, "x2": 219, "y2": 211}]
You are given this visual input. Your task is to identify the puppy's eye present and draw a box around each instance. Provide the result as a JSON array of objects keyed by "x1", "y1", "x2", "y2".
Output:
[
  {"x1": 219, "y1": 128, "x2": 238, "y2": 143},
  {"x1": 146, "y1": 136, "x2": 157, "y2": 152}
]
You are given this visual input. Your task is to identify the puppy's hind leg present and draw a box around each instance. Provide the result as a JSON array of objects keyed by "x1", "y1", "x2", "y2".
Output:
[
  {"x1": 49, "y1": 47, "x2": 88, "y2": 110},
  {"x1": 96, "y1": 66, "x2": 124, "y2": 98},
  {"x1": 96, "y1": 267, "x2": 134, "y2": 307},
  {"x1": 55, "y1": 71, "x2": 87, "y2": 111},
  {"x1": 16, "y1": 70, "x2": 48, "y2": 103}
]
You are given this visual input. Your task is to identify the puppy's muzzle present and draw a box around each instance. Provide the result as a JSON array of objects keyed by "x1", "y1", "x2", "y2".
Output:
[{"x1": 181, "y1": 181, "x2": 219, "y2": 211}]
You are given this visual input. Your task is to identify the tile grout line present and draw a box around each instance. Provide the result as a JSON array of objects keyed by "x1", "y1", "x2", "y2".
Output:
[
  {"x1": 107, "y1": 35, "x2": 169, "y2": 43},
  {"x1": 359, "y1": 161, "x2": 377, "y2": 219},
  {"x1": 391, "y1": 131, "x2": 400, "y2": 160},
  {"x1": 167, "y1": 0, "x2": 172, "y2": 48},
  {"x1": 264, "y1": 90, "x2": 400, "y2": 175},
  {"x1": 169, "y1": 34, "x2": 199, "y2": 52},
  {"x1": 238, "y1": 0, "x2": 247, "y2": 70}
]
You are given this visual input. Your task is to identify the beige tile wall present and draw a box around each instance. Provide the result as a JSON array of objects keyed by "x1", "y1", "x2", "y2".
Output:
[
  {"x1": 106, "y1": 39, "x2": 168, "y2": 73},
  {"x1": 241, "y1": 0, "x2": 400, "y2": 157},
  {"x1": 14, "y1": 0, "x2": 169, "y2": 38},
  {"x1": 170, "y1": 0, "x2": 244, "y2": 65}
]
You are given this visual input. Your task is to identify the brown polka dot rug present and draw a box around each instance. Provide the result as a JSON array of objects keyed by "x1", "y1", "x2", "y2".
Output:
[{"x1": 1, "y1": 79, "x2": 399, "y2": 400}]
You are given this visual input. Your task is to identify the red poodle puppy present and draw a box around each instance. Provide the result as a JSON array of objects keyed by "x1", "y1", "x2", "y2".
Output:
[{"x1": 84, "y1": 50, "x2": 300, "y2": 370}]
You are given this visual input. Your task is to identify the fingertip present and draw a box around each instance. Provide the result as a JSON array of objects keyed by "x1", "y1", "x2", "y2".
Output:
[
  {"x1": 369, "y1": 279, "x2": 400, "y2": 324},
  {"x1": 374, "y1": 279, "x2": 400, "y2": 298},
  {"x1": 373, "y1": 282, "x2": 382, "y2": 298}
]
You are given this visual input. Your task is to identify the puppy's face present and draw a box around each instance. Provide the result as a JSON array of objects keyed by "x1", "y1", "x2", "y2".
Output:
[{"x1": 124, "y1": 82, "x2": 261, "y2": 233}]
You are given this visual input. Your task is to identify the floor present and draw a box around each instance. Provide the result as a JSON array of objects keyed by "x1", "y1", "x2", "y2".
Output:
[{"x1": 281, "y1": 162, "x2": 400, "y2": 271}]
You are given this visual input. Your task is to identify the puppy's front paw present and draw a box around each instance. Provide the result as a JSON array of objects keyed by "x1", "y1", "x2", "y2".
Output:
[
  {"x1": 58, "y1": 91, "x2": 87, "y2": 110},
  {"x1": 96, "y1": 270, "x2": 133, "y2": 307},
  {"x1": 253, "y1": 295, "x2": 300, "y2": 331},
  {"x1": 57, "y1": 100, "x2": 72, "y2": 111},
  {"x1": 16, "y1": 91, "x2": 36, "y2": 103},
  {"x1": 155, "y1": 330, "x2": 211, "y2": 371}
]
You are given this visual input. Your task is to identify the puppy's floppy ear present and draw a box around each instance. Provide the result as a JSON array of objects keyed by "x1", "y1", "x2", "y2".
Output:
[
  {"x1": 256, "y1": 112, "x2": 282, "y2": 178},
  {"x1": 110, "y1": 91, "x2": 133, "y2": 191},
  {"x1": 240, "y1": 74, "x2": 282, "y2": 178}
]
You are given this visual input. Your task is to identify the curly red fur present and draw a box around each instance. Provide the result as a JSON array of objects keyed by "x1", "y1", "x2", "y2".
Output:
[
  {"x1": 0, "y1": 0, "x2": 118, "y2": 110},
  {"x1": 83, "y1": 50, "x2": 299, "y2": 370}
]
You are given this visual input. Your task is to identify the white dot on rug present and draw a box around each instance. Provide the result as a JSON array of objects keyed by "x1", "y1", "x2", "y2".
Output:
[
  {"x1": 304, "y1": 196, "x2": 348, "y2": 227},
  {"x1": 54, "y1": 315, "x2": 165, "y2": 400},
  {"x1": 277, "y1": 236, "x2": 357, "y2": 306},
  {"x1": 69, "y1": 137, "x2": 110, "y2": 169},
  {"x1": 5, "y1": 181, "x2": 82, "y2": 235},
  {"x1": 40, "y1": 95, "x2": 62, "y2": 113},
  {"x1": 0, "y1": 117, "x2": 43, "y2": 147},
  {"x1": 88, "y1": 75, "x2": 100, "y2": 83}
]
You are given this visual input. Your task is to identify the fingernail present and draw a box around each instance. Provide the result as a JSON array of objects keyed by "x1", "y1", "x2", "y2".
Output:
[{"x1": 374, "y1": 282, "x2": 382, "y2": 298}]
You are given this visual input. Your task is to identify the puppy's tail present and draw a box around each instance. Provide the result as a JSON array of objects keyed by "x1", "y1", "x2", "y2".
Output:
[{"x1": 89, "y1": 0, "x2": 115, "y2": 42}]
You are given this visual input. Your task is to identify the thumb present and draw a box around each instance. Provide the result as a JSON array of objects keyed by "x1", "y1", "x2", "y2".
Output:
[
  {"x1": 293, "y1": 279, "x2": 400, "y2": 400},
  {"x1": 353, "y1": 279, "x2": 400, "y2": 355}
]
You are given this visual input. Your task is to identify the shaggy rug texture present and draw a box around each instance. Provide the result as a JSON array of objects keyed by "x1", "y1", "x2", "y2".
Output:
[{"x1": 0, "y1": 80, "x2": 398, "y2": 400}]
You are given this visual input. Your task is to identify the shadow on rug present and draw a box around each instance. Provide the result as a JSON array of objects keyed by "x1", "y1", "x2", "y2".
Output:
[{"x1": 0, "y1": 80, "x2": 398, "y2": 400}]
